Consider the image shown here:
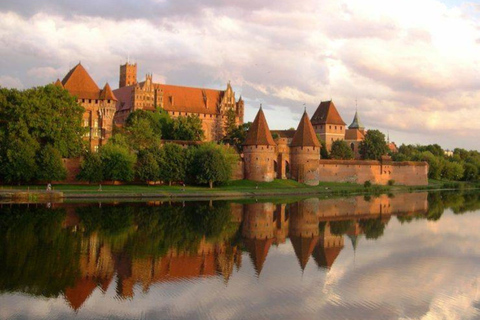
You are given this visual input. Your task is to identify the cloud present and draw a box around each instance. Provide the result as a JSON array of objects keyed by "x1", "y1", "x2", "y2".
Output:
[
  {"x1": 0, "y1": 0, "x2": 479, "y2": 149},
  {"x1": 0, "y1": 75, "x2": 23, "y2": 89}
]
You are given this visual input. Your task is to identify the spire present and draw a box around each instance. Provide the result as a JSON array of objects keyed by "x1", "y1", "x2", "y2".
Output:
[
  {"x1": 244, "y1": 106, "x2": 276, "y2": 146},
  {"x1": 100, "y1": 83, "x2": 117, "y2": 101},
  {"x1": 290, "y1": 111, "x2": 320, "y2": 148},
  {"x1": 244, "y1": 238, "x2": 273, "y2": 276},
  {"x1": 348, "y1": 110, "x2": 364, "y2": 130}
]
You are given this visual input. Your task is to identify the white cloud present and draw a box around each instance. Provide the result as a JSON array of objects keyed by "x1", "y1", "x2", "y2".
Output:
[{"x1": 0, "y1": 0, "x2": 478, "y2": 149}]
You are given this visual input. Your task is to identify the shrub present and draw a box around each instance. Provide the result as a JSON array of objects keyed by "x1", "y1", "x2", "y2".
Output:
[
  {"x1": 364, "y1": 180, "x2": 372, "y2": 188},
  {"x1": 387, "y1": 179, "x2": 395, "y2": 186}
]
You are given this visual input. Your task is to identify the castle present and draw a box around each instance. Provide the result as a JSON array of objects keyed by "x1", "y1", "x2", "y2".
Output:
[
  {"x1": 113, "y1": 62, "x2": 244, "y2": 141},
  {"x1": 53, "y1": 62, "x2": 428, "y2": 186},
  {"x1": 55, "y1": 62, "x2": 244, "y2": 150},
  {"x1": 242, "y1": 106, "x2": 428, "y2": 186},
  {"x1": 54, "y1": 63, "x2": 117, "y2": 152}
]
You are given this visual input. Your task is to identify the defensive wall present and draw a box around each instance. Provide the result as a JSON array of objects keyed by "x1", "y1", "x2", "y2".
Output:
[{"x1": 317, "y1": 159, "x2": 428, "y2": 186}]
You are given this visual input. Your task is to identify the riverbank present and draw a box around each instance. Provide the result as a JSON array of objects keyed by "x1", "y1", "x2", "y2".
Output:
[{"x1": 1, "y1": 179, "x2": 478, "y2": 202}]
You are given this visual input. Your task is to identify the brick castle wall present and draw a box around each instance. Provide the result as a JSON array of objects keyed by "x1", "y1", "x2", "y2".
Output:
[{"x1": 317, "y1": 159, "x2": 428, "y2": 186}]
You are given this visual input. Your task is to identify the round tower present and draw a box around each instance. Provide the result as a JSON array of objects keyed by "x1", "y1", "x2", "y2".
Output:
[
  {"x1": 243, "y1": 107, "x2": 277, "y2": 182},
  {"x1": 290, "y1": 111, "x2": 321, "y2": 186}
]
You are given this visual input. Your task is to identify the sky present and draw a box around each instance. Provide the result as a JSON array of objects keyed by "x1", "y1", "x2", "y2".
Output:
[{"x1": 0, "y1": 0, "x2": 479, "y2": 150}]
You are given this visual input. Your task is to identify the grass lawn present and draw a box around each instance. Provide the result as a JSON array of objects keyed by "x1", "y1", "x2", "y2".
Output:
[{"x1": 1, "y1": 179, "x2": 477, "y2": 199}]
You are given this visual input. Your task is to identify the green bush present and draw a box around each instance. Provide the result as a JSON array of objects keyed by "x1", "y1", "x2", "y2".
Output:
[
  {"x1": 388, "y1": 179, "x2": 395, "y2": 186},
  {"x1": 364, "y1": 180, "x2": 372, "y2": 188}
]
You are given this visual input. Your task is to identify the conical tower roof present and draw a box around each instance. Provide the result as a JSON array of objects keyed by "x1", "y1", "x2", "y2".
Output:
[
  {"x1": 100, "y1": 83, "x2": 117, "y2": 101},
  {"x1": 290, "y1": 235, "x2": 319, "y2": 271},
  {"x1": 244, "y1": 107, "x2": 276, "y2": 146},
  {"x1": 348, "y1": 111, "x2": 364, "y2": 130},
  {"x1": 311, "y1": 100, "x2": 346, "y2": 126},
  {"x1": 290, "y1": 111, "x2": 320, "y2": 148},
  {"x1": 54, "y1": 78, "x2": 64, "y2": 88},
  {"x1": 61, "y1": 63, "x2": 100, "y2": 99}
]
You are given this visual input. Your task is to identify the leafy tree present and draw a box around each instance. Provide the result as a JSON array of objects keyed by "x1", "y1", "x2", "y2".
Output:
[
  {"x1": 100, "y1": 144, "x2": 137, "y2": 182},
  {"x1": 125, "y1": 117, "x2": 161, "y2": 151},
  {"x1": 330, "y1": 220, "x2": 353, "y2": 235},
  {"x1": 359, "y1": 130, "x2": 388, "y2": 160},
  {"x1": 1, "y1": 135, "x2": 38, "y2": 184},
  {"x1": 188, "y1": 143, "x2": 237, "y2": 188},
  {"x1": 316, "y1": 135, "x2": 329, "y2": 159},
  {"x1": 77, "y1": 151, "x2": 103, "y2": 183},
  {"x1": 158, "y1": 143, "x2": 186, "y2": 185},
  {"x1": 223, "y1": 122, "x2": 251, "y2": 151},
  {"x1": 442, "y1": 161, "x2": 464, "y2": 181},
  {"x1": 171, "y1": 115, "x2": 204, "y2": 141},
  {"x1": 36, "y1": 145, "x2": 67, "y2": 182},
  {"x1": 418, "y1": 151, "x2": 444, "y2": 179},
  {"x1": 463, "y1": 163, "x2": 478, "y2": 181},
  {"x1": 136, "y1": 150, "x2": 160, "y2": 184},
  {"x1": 330, "y1": 140, "x2": 354, "y2": 160}
]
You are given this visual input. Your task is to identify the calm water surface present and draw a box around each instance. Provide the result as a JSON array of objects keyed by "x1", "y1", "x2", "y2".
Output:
[{"x1": 1, "y1": 191, "x2": 480, "y2": 320}]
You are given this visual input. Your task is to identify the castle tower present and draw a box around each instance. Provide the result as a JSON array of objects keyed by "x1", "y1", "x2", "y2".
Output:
[
  {"x1": 243, "y1": 106, "x2": 277, "y2": 182},
  {"x1": 311, "y1": 100, "x2": 346, "y2": 151},
  {"x1": 345, "y1": 111, "x2": 366, "y2": 159},
  {"x1": 119, "y1": 62, "x2": 137, "y2": 88},
  {"x1": 290, "y1": 111, "x2": 320, "y2": 186}
]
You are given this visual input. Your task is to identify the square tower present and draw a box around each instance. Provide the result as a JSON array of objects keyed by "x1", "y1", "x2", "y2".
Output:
[
  {"x1": 119, "y1": 62, "x2": 137, "y2": 88},
  {"x1": 311, "y1": 100, "x2": 346, "y2": 151}
]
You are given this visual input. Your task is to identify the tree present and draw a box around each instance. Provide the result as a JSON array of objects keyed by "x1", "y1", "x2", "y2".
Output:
[
  {"x1": 100, "y1": 144, "x2": 137, "y2": 182},
  {"x1": 330, "y1": 140, "x2": 354, "y2": 160},
  {"x1": 36, "y1": 145, "x2": 67, "y2": 182},
  {"x1": 359, "y1": 130, "x2": 389, "y2": 160},
  {"x1": 463, "y1": 163, "x2": 478, "y2": 181},
  {"x1": 188, "y1": 143, "x2": 236, "y2": 188},
  {"x1": 125, "y1": 117, "x2": 161, "y2": 151},
  {"x1": 0, "y1": 135, "x2": 38, "y2": 184},
  {"x1": 442, "y1": 161, "x2": 464, "y2": 181},
  {"x1": 418, "y1": 151, "x2": 444, "y2": 180},
  {"x1": 223, "y1": 122, "x2": 251, "y2": 151},
  {"x1": 77, "y1": 151, "x2": 103, "y2": 183},
  {"x1": 158, "y1": 143, "x2": 186, "y2": 185},
  {"x1": 171, "y1": 115, "x2": 204, "y2": 141},
  {"x1": 136, "y1": 150, "x2": 159, "y2": 184},
  {"x1": 316, "y1": 135, "x2": 329, "y2": 159}
]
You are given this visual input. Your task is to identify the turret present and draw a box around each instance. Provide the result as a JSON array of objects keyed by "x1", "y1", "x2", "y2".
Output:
[
  {"x1": 243, "y1": 106, "x2": 277, "y2": 182},
  {"x1": 289, "y1": 111, "x2": 320, "y2": 185}
]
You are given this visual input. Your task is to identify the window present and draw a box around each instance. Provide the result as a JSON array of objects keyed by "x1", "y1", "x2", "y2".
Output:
[
  {"x1": 335, "y1": 126, "x2": 337, "y2": 130},
  {"x1": 94, "y1": 146, "x2": 99, "y2": 152},
  {"x1": 329, "y1": 125, "x2": 332, "y2": 129}
]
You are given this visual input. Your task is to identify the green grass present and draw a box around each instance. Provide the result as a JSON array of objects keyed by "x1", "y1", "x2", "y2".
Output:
[{"x1": 1, "y1": 179, "x2": 478, "y2": 200}]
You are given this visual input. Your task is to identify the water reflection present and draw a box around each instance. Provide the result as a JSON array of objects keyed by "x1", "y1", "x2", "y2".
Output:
[{"x1": 0, "y1": 191, "x2": 479, "y2": 318}]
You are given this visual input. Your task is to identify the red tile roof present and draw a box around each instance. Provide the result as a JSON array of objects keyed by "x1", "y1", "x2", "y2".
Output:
[
  {"x1": 61, "y1": 63, "x2": 101, "y2": 100},
  {"x1": 244, "y1": 238, "x2": 274, "y2": 275},
  {"x1": 113, "y1": 85, "x2": 134, "y2": 111},
  {"x1": 100, "y1": 83, "x2": 117, "y2": 101},
  {"x1": 345, "y1": 128, "x2": 365, "y2": 141},
  {"x1": 312, "y1": 243, "x2": 344, "y2": 269},
  {"x1": 290, "y1": 111, "x2": 320, "y2": 148},
  {"x1": 244, "y1": 107, "x2": 276, "y2": 146},
  {"x1": 154, "y1": 83, "x2": 224, "y2": 115},
  {"x1": 311, "y1": 101, "x2": 346, "y2": 126}
]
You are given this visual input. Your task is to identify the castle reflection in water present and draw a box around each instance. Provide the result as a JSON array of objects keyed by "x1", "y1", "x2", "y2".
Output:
[{"x1": 1, "y1": 192, "x2": 462, "y2": 311}]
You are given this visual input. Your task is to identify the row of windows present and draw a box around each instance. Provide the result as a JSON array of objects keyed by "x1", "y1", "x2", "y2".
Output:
[
  {"x1": 80, "y1": 99, "x2": 112, "y2": 104},
  {"x1": 316, "y1": 125, "x2": 343, "y2": 131}
]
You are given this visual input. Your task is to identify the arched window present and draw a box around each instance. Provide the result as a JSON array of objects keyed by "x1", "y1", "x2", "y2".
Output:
[{"x1": 350, "y1": 143, "x2": 355, "y2": 151}]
